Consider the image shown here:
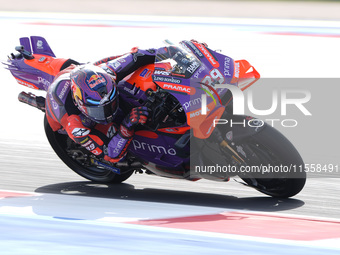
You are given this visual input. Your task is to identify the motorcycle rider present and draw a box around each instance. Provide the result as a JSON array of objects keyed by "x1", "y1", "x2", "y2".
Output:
[
  {"x1": 45, "y1": 46, "x2": 167, "y2": 163},
  {"x1": 46, "y1": 39, "x2": 207, "y2": 163}
]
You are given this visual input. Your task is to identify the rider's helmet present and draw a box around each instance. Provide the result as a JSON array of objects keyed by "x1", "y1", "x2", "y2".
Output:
[{"x1": 70, "y1": 64, "x2": 118, "y2": 124}]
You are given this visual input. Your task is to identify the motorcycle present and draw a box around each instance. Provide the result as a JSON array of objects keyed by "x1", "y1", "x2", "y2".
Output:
[{"x1": 3, "y1": 36, "x2": 306, "y2": 198}]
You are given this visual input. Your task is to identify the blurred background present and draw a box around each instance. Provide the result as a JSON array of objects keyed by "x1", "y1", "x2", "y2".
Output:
[
  {"x1": 1, "y1": 0, "x2": 340, "y2": 20},
  {"x1": 0, "y1": 0, "x2": 340, "y2": 20}
]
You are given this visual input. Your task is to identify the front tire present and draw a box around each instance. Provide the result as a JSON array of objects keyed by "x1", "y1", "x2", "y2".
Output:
[
  {"x1": 44, "y1": 116, "x2": 134, "y2": 183},
  {"x1": 238, "y1": 125, "x2": 306, "y2": 198}
]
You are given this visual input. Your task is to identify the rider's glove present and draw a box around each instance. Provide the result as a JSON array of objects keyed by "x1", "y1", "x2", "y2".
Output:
[
  {"x1": 121, "y1": 106, "x2": 149, "y2": 135},
  {"x1": 104, "y1": 106, "x2": 149, "y2": 163}
]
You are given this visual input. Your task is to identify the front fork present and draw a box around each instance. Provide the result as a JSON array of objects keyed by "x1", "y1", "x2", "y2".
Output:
[{"x1": 211, "y1": 109, "x2": 268, "y2": 169}]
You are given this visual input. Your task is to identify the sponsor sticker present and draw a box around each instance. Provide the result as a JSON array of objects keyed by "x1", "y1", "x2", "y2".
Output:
[
  {"x1": 140, "y1": 68, "x2": 148, "y2": 77},
  {"x1": 160, "y1": 83, "x2": 190, "y2": 94}
]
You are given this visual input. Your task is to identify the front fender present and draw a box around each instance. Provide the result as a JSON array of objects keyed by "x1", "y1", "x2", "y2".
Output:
[{"x1": 215, "y1": 114, "x2": 267, "y2": 143}]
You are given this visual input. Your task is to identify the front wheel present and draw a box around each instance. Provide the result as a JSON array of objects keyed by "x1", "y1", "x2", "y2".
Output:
[
  {"x1": 237, "y1": 125, "x2": 306, "y2": 198},
  {"x1": 44, "y1": 116, "x2": 134, "y2": 183}
]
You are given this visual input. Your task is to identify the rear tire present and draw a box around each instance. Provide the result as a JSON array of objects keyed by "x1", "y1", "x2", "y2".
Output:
[{"x1": 44, "y1": 115, "x2": 134, "y2": 183}]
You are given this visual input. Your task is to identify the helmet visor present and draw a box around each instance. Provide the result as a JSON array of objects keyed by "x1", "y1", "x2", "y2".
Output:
[{"x1": 84, "y1": 99, "x2": 118, "y2": 123}]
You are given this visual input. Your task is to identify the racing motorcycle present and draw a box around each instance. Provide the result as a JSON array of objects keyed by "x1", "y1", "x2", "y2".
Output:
[{"x1": 3, "y1": 36, "x2": 306, "y2": 198}]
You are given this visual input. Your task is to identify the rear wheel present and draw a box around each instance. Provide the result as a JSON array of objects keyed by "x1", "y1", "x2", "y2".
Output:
[{"x1": 44, "y1": 116, "x2": 134, "y2": 183}]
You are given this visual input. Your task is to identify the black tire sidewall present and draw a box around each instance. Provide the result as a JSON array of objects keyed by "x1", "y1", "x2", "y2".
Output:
[
  {"x1": 43, "y1": 115, "x2": 133, "y2": 183},
  {"x1": 240, "y1": 124, "x2": 306, "y2": 198}
]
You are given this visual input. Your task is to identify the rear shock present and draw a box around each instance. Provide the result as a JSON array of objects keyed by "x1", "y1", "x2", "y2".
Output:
[{"x1": 18, "y1": 91, "x2": 46, "y2": 112}]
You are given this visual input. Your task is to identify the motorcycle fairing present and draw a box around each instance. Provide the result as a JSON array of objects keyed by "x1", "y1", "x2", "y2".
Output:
[
  {"x1": 232, "y1": 59, "x2": 260, "y2": 91},
  {"x1": 4, "y1": 36, "x2": 68, "y2": 91},
  {"x1": 19, "y1": 37, "x2": 32, "y2": 55},
  {"x1": 26, "y1": 36, "x2": 56, "y2": 57},
  {"x1": 130, "y1": 131, "x2": 189, "y2": 178},
  {"x1": 185, "y1": 42, "x2": 259, "y2": 139}
]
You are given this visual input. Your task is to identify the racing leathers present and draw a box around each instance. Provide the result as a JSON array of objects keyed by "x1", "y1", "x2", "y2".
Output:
[{"x1": 45, "y1": 47, "x2": 160, "y2": 163}]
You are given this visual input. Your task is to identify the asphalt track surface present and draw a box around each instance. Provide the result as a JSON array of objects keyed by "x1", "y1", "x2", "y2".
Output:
[{"x1": 0, "y1": 2, "x2": 340, "y2": 254}]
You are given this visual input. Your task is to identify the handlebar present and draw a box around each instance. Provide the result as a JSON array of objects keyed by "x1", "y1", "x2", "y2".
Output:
[{"x1": 142, "y1": 89, "x2": 186, "y2": 131}]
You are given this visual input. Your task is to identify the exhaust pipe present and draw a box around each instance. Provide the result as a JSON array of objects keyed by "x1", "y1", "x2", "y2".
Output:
[{"x1": 18, "y1": 91, "x2": 45, "y2": 112}]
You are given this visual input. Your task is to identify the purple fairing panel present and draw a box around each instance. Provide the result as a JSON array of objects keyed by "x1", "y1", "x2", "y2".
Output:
[
  {"x1": 212, "y1": 50, "x2": 235, "y2": 84},
  {"x1": 19, "y1": 37, "x2": 32, "y2": 54},
  {"x1": 6, "y1": 59, "x2": 55, "y2": 91},
  {"x1": 180, "y1": 40, "x2": 235, "y2": 82},
  {"x1": 129, "y1": 133, "x2": 189, "y2": 173},
  {"x1": 18, "y1": 36, "x2": 56, "y2": 57},
  {"x1": 30, "y1": 36, "x2": 56, "y2": 57},
  {"x1": 4, "y1": 36, "x2": 57, "y2": 91}
]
